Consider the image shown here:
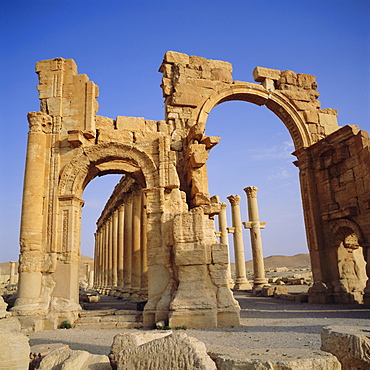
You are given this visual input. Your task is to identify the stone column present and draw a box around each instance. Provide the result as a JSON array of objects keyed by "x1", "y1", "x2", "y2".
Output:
[
  {"x1": 117, "y1": 204, "x2": 125, "y2": 293},
  {"x1": 123, "y1": 194, "x2": 133, "y2": 297},
  {"x1": 227, "y1": 195, "x2": 252, "y2": 290},
  {"x1": 140, "y1": 192, "x2": 148, "y2": 299},
  {"x1": 9, "y1": 262, "x2": 17, "y2": 285},
  {"x1": 217, "y1": 201, "x2": 233, "y2": 288},
  {"x1": 244, "y1": 186, "x2": 268, "y2": 288},
  {"x1": 111, "y1": 209, "x2": 118, "y2": 294},
  {"x1": 16, "y1": 113, "x2": 50, "y2": 311},
  {"x1": 97, "y1": 227, "x2": 103, "y2": 291},
  {"x1": 84, "y1": 263, "x2": 90, "y2": 281},
  {"x1": 131, "y1": 190, "x2": 142, "y2": 298},
  {"x1": 107, "y1": 216, "x2": 114, "y2": 294},
  {"x1": 104, "y1": 223, "x2": 109, "y2": 293},
  {"x1": 88, "y1": 270, "x2": 94, "y2": 290}
]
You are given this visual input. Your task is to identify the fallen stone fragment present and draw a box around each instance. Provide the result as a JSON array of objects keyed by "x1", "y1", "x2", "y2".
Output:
[
  {"x1": 29, "y1": 343, "x2": 70, "y2": 370},
  {"x1": 208, "y1": 346, "x2": 341, "y2": 369},
  {"x1": 0, "y1": 328, "x2": 30, "y2": 370},
  {"x1": 36, "y1": 348, "x2": 111, "y2": 370},
  {"x1": 113, "y1": 332, "x2": 216, "y2": 369},
  {"x1": 109, "y1": 331, "x2": 172, "y2": 369},
  {"x1": 321, "y1": 325, "x2": 370, "y2": 370}
]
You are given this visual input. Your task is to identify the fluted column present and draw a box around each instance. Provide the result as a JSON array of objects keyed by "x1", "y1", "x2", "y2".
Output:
[
  {"x1": 227, "y1": 195, "x2": 252, "y2": 290},
  {"x1": 117, "y1": 204, "x2": 125, "y2": 292},
  {"x1": 244, "y1": 186, "x2": 268, "y2": 288},
  {"x1": 123, "y1": 194, "x2": 133, "y2": 297},
  {"x1": 131, "y1": 190, "x2": 142, "y2": 298}
]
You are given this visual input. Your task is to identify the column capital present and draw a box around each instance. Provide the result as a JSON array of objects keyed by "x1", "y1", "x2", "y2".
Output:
[
  {"x1": 227, "y1": 194, "x2": 241, "y2": 206},
  {"x1": 220, "y1": 202, "x2": 227, "y2": 209},
  {"x1": 244, "y1": 186, "x2": 258, "y2": 198}
]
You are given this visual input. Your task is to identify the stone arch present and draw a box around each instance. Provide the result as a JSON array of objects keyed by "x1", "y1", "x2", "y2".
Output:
[
  {"x1": 59, "y1": 142, "x2": 158, "y2": 198},
  {"x1": 195, "y1": 84, "x2": 312, "y2": 150}
]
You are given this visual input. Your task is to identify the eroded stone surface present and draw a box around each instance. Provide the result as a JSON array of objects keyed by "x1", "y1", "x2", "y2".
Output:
[
  {"x1": 321, "y1": 325, "x2": 370, "y2": 369},
  {"x1": 113, "y1": 332, "x2": 216, "y2": 370},
  {"x1": 209, "y1": 346, "x2": 341, "y2": 370},
  {"x1": 36, "y1": 348, "x2": 111, "y2": 370},
  {"x1": 0, "y1": 329, "x2": 30, "y2": 370}
]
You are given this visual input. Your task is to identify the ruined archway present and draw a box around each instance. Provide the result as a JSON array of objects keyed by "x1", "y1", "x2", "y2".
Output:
[{"x1": 14, "y1": 52, "x2": 370, "y2": 332}]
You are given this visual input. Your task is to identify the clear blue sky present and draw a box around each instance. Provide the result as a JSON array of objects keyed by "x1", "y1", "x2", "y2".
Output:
[{"x1": 0, "y1": 1, "x2": 369, "y2": 263}]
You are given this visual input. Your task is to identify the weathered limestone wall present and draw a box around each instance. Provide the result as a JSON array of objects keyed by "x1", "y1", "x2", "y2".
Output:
[{"x1": 295, "y1": 125, "x2": 370, "y2": 304}]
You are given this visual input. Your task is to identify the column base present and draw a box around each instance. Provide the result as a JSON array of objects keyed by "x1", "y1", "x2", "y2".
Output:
[
  {"x1": 233, "y1": 278, "x2": 252, "y2": 290},
  {"x1": 253, "y1": 278, "x2": 269, "y2": 288}
]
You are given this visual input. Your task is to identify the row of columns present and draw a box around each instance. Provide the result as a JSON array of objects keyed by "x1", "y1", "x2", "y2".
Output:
[
  {"x1": 215, "y1": 186, "x2": 268, "y2": 290},
  {"x1": 93, "y1": 189, "x2": 148, "y2": 301}
]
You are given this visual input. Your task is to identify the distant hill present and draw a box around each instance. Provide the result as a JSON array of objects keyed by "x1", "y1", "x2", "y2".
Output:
[
  {"x1": 246, "y1": 254, "x2": 311, "y2": 270},
  {"x1": 230, "y1": 254, "x2": 311, "y2": 273}
]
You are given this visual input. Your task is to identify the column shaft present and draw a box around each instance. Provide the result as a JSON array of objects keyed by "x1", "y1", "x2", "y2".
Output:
[
  {"x1": 244, "y1": 186, "x2": 268, "y2": 288},
  {"x1": 117, "y1": 204, "x2": 125, "y2": 291},
  {"x1": 131, "y1": 190, "x2": 142, "y2": 295},
  {"x1": 227, "y1": 195, "x2": 252, "y2": 290},
  {"x1": 123, "y1": 194, "x2": 133, "y2": 294}
]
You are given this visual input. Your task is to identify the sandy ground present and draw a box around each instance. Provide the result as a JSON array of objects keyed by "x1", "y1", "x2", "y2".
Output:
[{"x1": 28, "y1": 291, "x2": 370, "y2": 356}]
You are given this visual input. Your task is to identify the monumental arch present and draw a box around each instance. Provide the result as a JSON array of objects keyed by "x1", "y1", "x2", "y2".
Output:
[{"x1": 13, "y1": 51, "x2": 370, "y2": 330}]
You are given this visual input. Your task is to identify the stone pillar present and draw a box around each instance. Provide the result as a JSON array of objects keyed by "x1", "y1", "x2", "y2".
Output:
[
  {"x1": 217, "y1": 200, "x2": 233, "y2": 288},
  {"x1": 123, "y1": 194, "x2": 133, "y2": 297},
  {"x1": 93, "y1": 232, "x2": 98, "y2": 289},
  {"x1": 140, "y1": 192, "x2": 148, "y2": 299},
  {"x1": 117, "y1": 204, "x2": 125, "y2": 293},
  {"x1": 131, "y1": 190, "x2": 142, "y2": 298},
  {"x1": 107, "y1": 217, "x2": 113, "y2": 292},
  {"x1": 9, "y1": 262, "x2": 17, "y2": 285},
  {"x1": 227, "y1": 195, "x2": 252, "y2": 290},
  {"x1": 111, "y1": 209, "x2": 118, "y2": 294},
  {"x1": 87, "y1": 270, "x2": 94, "y2": 290},
  {"x1": 244, "y1": 186, "x2": 268, "y2": 288},
  {"x1": 104, "y1": 223, "x2": 109, "y2": 292},
  {"x1": 84, "y1": 263, "x2": 90, "y2": 281},
  {"x1": 16, "y1": 113, "x2": 50, "y2": 312}
]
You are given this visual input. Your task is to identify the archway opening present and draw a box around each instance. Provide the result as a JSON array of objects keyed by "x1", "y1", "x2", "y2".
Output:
[{"x1": 205, "y1": 101, "x2": 308, "y2": 267}]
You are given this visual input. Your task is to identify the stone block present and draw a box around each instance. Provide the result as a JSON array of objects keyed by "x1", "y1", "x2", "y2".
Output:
[
  {"x1": 109, "y1": 331, "x2": 172, "y2": 368},
  {"x1": 211, "y1": 243, "x2": 229, "y2": 264},
  {"x1": 174, "y1": 242, "x2": 210, "y2": 265},
  {"x1": 116, "y1": 116, "x2": 145, "y2": 131},
  {"x1": 321, "y1": 325, "x2": 370, "y2": 369},
  {"x1": 95, "y1": 115, "x2": 115, "y2": 130},
  {"x1": 97, "y1": 128, "x2": 133, "y2": 143},
  {"x1": 210, "y1": 68, "x2": 232, "y2": 83},
  {"x1": 113, "y1": 332, "x2": 216, "y2": 369},
  {"x1": 253, "y1": 66, "x2": 281, "y2": 82},
  {"x1": 0, "y1": 329, "x2": 30, "y2": 370},
  {"x1": 35, "y1": 348, "x2": 111, "y2": 370},
  {"x1": 0, "y1": 318, "x2": 18, "y2": 332},
  {"x1": 164, "y1": 51, "x2": 189, "y2": 64},
  {"x1": 209, "y1": 347, "x2": 340, "y2": 369}
]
